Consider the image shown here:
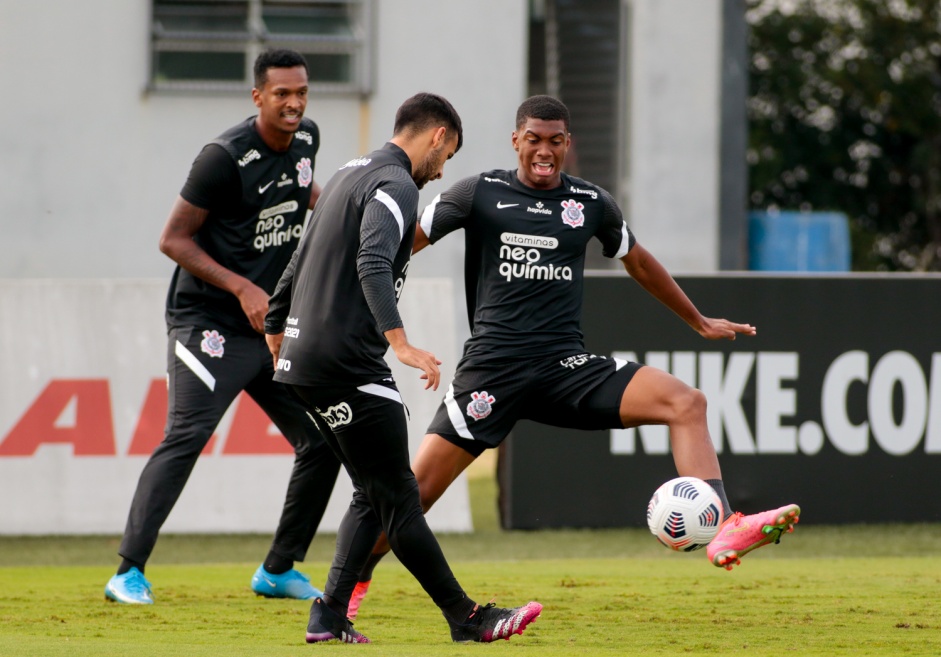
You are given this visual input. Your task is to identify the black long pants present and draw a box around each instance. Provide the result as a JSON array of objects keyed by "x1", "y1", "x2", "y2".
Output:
[
  {"x1": 290, "y1": 381, "x2": 466, "y2": 611},
  {"x1": 118, "y1": 325, "x2": 341, "y2": 566}
]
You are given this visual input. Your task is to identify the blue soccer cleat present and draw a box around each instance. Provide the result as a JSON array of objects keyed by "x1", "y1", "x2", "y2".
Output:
[
  {"x1": 251, "y1": 564, "x2": 322, "y2": 600},
  {"x1": 104, "y1": 567, "x2": 154, "y2": 604}
]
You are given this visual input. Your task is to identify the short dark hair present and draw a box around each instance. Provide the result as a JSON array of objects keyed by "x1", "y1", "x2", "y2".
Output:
[
  {"x1": 254, "y1": 49, "x2": 309, "y2": 89},
  {"x1": 515, "y1": 95, "x2": 570, "y2": 132},
  {"x1": 393, "y1": 92, "x2": 463, "y2": 153}
]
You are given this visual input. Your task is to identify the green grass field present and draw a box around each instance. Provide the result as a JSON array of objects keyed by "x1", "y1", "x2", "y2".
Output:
[{"x1": 2, "y1": 476, "x2": 940, "y2": 656}]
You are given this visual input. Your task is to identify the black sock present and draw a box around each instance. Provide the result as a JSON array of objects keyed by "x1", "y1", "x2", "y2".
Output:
[
  {"x1": 705, "y1": 479, "x2": 733, "y2": 521},
  {"x1": 117, "y1": 558, "x2": 145, "y2": 576},
  {"x1": 441, "y1": 596, "x2": 478, "y2": 625},
  {"x1": 263, "y1": 551, "x2": 294, "y2": 575},
  {"x1": 357, "y1": 551, "x2": 387, "y2": 582}
]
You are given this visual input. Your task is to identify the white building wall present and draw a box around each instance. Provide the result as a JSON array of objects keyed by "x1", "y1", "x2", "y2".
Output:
[
  {"x1": 0, "y1": 279, "x2": 464, "y2": 535},
  {"x1": 0, "y1": 0, "x2": 722, "y2": 280},
  {"x1": 0, "y1": 0, "x2": 527, "y2": 281},
  {"x1": 626, "y1": 0, "x2": 723, "y2": 272}
]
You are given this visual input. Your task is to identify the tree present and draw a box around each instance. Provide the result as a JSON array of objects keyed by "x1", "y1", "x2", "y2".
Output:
[{"x1": 747, "y1": 0, "x2": 941, "y2": 270}]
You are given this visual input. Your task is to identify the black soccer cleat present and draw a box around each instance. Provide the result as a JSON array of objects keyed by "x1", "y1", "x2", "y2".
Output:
[
  {"x1": 447, "y1": 601, "x2": 543, "y2": 643},
  {"x1": 305, "y1": 597, "x2": 370, "y2": 644}
]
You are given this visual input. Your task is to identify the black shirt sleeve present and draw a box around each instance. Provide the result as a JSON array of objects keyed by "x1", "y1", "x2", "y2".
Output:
[
  {"x1": 358, "y1": 180, "x2": 419, "y2": 333},
  {"x1": 597, "y1": 186, "x2": 635, "y2": 258},
  {"x1": 265, "y1": 248, "x2": 299, "y2": 334},
  {"x1": 179, "y1": 143, "x2": 240, "y2": 211},
  {"x1": 419, "y1": 175, "x2": 478, "y2": 243}
]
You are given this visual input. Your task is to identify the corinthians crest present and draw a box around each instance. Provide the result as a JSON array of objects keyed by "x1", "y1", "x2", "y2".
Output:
[
  {"x1": 560, "y1": 199, "x2": 585, "y2": 228},
  {"x1": 296, "y1": 157, "x2": 312, "y2": 188},
  {"x1": 466, "y1": 390, "x2": 495, "y2": 421},
  {"x1": 200, "y1": 329, "x2": 225, "y2": 358}
]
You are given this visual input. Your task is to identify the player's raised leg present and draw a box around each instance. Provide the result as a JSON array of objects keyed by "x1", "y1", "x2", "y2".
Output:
[
  {"x1": 618, "y1": 367, "x2": 721, "y2": 481},
  {"x1": 618, "y1": 366, "x2": 799, "y2": 569}
]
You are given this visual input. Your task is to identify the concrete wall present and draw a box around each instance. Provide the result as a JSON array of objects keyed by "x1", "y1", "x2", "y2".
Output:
[
  {"x1": 0, "y1": 279, "x2": 465, "y2": 535},
  {"x1": 0, "y1": 0, "x2": 733, "y2": 282},
  {"x1": 0, "y1": 0, "x2": 527, "y2": 284},
  {"x1": 625, "y1": 0, "x2": 724, "y2": 273}
]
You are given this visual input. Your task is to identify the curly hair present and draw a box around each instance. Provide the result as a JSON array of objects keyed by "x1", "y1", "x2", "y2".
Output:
[
  {"x1": 254, "y1": 49, "x2": 308, "y2": 89},
  {"x1": 515, "y1": 95, "x2": 570, "y2": 132}
]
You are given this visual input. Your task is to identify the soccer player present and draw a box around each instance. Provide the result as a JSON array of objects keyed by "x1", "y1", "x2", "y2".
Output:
[
  {"x1": 264, "y1": 92, "x2": 542, "y2": 644},
  {"x1": 104, "y1": 49, "x2": 341, "y2": 605},
  {"x1": 345, "y1": 95, "x2": 801, "y2": 619}
]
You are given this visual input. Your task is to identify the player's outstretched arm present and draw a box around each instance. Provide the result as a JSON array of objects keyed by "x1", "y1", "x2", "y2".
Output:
[
  {"x1": 385, "y1": 327, "x2": 442, "y2": 391},
  {"x1": 620, "y1": 242, "x2": 756, "y2": 341},
  {"x1": 159, "y1": 195, "x2": 270, "y2": 332}
]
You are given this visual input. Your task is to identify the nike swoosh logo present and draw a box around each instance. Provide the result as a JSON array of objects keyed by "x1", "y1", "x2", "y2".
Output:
[
  {"x1": 725, "y1": 520, "x2": 751, "y2": 535},
  {"x1": 258, "y1": 181, "x2": 274, "y2": 193},
  {"x1": 496, "y1": 202, "x2": 519, "y2": 209}
]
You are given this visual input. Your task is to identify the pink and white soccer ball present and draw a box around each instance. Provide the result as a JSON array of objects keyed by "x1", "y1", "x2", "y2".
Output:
[{"x1": 646, "y1": 477, "x2": 723, "y2": 552}]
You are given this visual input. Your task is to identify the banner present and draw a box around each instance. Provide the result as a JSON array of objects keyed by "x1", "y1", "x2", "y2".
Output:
[
  {"x1": 500, "y1": 274, "x2": 941, "y2": 528},
  {"x1": 0, "y1": 280, "x2": 468, "y2": 535}
]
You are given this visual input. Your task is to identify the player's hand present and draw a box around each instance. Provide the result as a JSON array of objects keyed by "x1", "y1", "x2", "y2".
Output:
[
  {"x1": 265, "y1": 332, "x2": 284, "y2": 370},
  {"x1": 234, "y1": 281, "x2": 270, "y2": 333},
  {"x1": 697, "y1": 317, "x2": 756, "y2": 341},
  {"x1": 393, "y1": 343, "x2": 442, "y2": 391}
]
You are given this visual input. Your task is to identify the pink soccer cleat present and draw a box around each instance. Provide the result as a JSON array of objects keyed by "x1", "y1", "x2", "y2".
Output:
[
  {"x1": 346, "y1": 579, "x2": 371, "y2": 621},
  {"x1": 707, "y1": 504, "x2": 800, "y2": 570}
]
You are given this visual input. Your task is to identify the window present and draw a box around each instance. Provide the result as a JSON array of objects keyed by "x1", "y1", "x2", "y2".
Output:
[{"x1": 150, "y1": 0, "x2": 373, "y2": 93}]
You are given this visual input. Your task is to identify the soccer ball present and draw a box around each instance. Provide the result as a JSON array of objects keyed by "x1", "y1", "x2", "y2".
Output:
[{"x1": 646, "y1": 477, "x2": 723, "y2": 552}]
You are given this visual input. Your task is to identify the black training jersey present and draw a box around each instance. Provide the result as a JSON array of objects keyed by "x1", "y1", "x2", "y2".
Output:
[
  {"x1": 269, "y1": 143, "x2": 418, "y2": 388},
  {"x1": 165, "y1": 116, "x2": 320, "y2": 336},
  {"x1": 420, "y1": 169, "x2": 634, "y2": 358}
]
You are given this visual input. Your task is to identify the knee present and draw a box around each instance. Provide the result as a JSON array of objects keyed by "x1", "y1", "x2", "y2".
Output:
[
  {"x1": 158, "y1": 428, "x2": 213, "y2": 458},
  {"x1": 364, "y1": 470, "x2": 421, "y2": 514},
  {"x1": 673, "y1": 386, "x2": 707, "y2": 424}
]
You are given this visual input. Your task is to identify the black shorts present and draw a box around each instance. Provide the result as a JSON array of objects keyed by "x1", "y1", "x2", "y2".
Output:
[
  {"x1": 289, "y1": 380, "x2": 412, "y2": 490},
  {"x1": 289, "y1": 381, "x2": 405, "y2": 440},
  {"x1": 427, "y1": 351, "x2": 642, "y2": 456}
]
